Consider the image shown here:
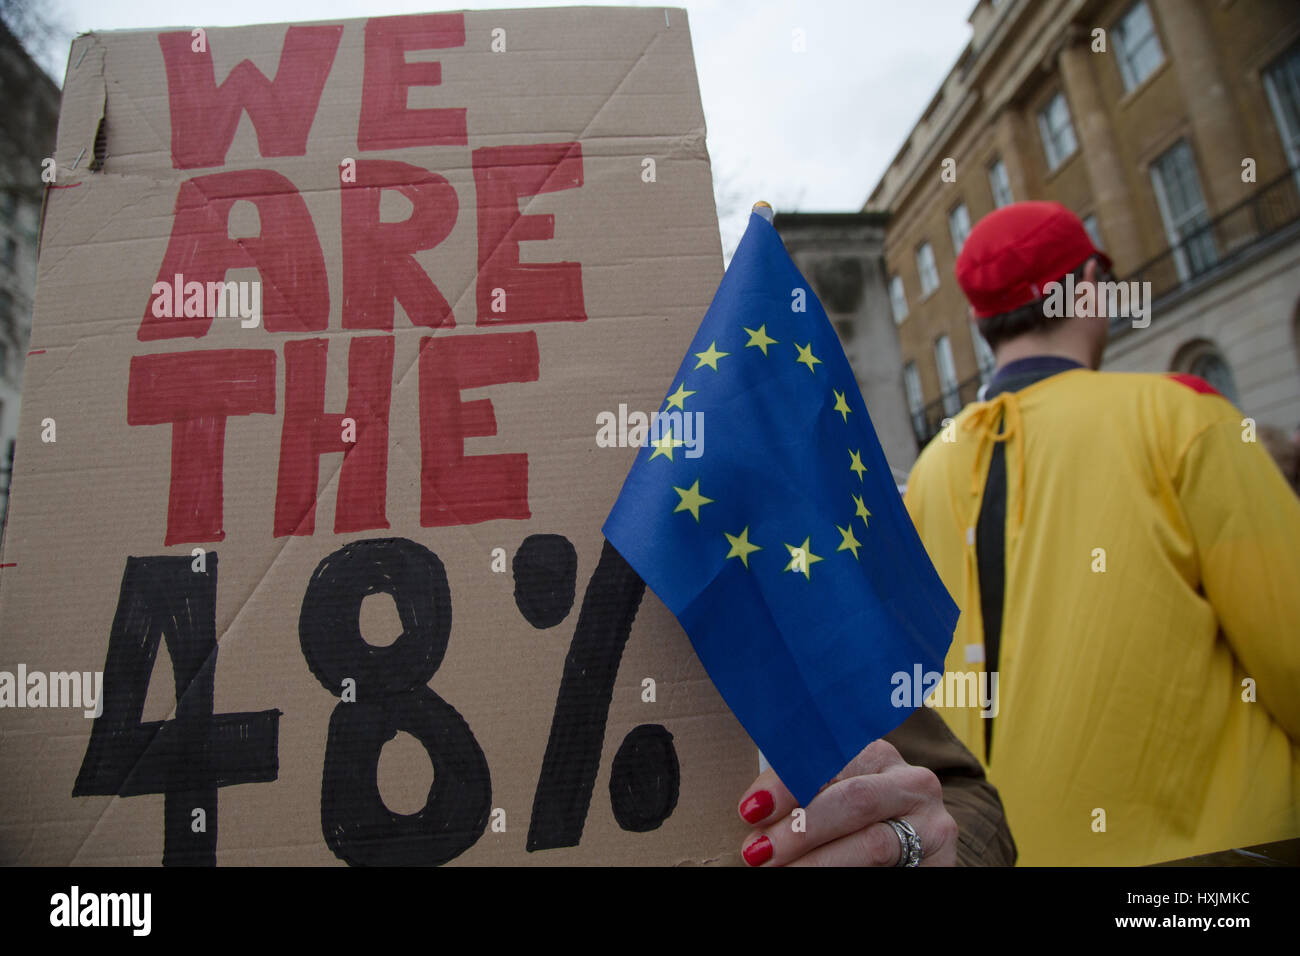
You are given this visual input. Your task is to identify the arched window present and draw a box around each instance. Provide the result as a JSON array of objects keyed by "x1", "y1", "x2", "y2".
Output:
[{"x1": 1171, "y1": 339, "x2": 1239, "y2": 405}]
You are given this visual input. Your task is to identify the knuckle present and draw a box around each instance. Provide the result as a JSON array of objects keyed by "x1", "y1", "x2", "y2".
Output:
[
  {"x1": 834, "y1": 774, "x2": 880, "y2": 821},
  {"x1": 933, "y1": 809, "x2": 959, "y2": 849},
  {"x1": 865, "y1": 738, "x2": 900, "y2": 765},
  {"x1": 902, "y1": 763, "x2": 942, "y2": 800}
]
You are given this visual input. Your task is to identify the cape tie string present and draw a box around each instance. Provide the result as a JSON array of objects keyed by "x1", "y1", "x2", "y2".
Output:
[{"x1": 961, "y1": 391, "x2": 1025, "y2": 528}]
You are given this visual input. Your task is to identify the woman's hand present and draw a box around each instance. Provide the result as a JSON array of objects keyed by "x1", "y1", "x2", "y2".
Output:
[{"x1": 736, "y1": 738, "x2": 959, "y2": 866}]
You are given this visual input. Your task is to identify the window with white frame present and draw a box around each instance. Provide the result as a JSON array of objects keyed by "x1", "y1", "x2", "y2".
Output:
[
  {"x1": 903, "y1": 361, "x2": 925, "y2": 442},
  {"x1": 948, "y1": 202, "x2": 972, "y2": 256},
  {"x1": 1263, "y1": 41, "x2": 1300, "y2": 186},
  {"x1": 1113, "y1": 1, "x2": 1164, "y2": 92},
  {"x1": 916, "y1": 242, "x2": 940, "y2": 296},
  {"x1": 1150, "y1": 139, "x2": 1217, "y2": 280},
  {"x1": 1037, "y1": 92, "x2": 1078, "y2": 172},
  {"x1": 972, "y1": 326, "x2": 997, "y2": 384},
  {"x1": 889, "y1": 274, "x2": 909, "y2": 324},
  {"x1": 1081, "y1": 213, "x2": 1104, "y2": 251},
  {"x1": 934, "y1": 335, "x2": 961, "y2": 417},
  {"x1": 988, "y1": 157, "x2": 1013, "y2": 208}
]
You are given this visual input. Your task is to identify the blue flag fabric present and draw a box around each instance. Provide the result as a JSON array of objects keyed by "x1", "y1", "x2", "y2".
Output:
[{"x1": 603, "y1": 211, "x2": 958, "y2": 807}]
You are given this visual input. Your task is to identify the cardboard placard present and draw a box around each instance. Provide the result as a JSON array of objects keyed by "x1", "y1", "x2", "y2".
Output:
[{"x1": 0, "y1": 6, "x2": 754, "y2": 865}]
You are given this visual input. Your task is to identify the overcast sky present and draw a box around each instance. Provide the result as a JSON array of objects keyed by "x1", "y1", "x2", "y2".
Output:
[{"x1": 25, "y1": 0, "x2": 974, "y2": 256}]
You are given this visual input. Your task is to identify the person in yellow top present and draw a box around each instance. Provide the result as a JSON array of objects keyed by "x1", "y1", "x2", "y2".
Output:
[{"x1": 904, "y1": 200, "x2": 1300, "y2": 866}]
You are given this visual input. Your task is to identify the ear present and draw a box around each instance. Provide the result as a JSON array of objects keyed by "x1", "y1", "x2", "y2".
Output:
[{"x1": 1072, "y1": 257, "x2": 1101, "y2": 319}]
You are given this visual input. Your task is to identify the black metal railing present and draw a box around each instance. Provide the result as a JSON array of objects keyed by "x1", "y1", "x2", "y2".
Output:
[
  {"x1": 908, "y1": 167, "x2": 1300, "y2": 448},
  {"x1": 1115, "y1": 166, "x2": 1300, "y2": 327},
  {"x1": 912, "y1": 372, "x2": 986, "y2": 446}
]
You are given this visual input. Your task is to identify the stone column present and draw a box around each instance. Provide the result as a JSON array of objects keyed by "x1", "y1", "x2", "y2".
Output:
[
  {"x1": 992, "y1": 106, "x2": 1035, "y2": 202},
  {"x1": 774, "y1": 214, "x2": 919, "y2": 469},
  {"x1": 1150, "y1": 0, "x2": 1251, "y2": 211},
  {"x1": 1058, "y1": 38, "x2": 1145, "y2": 273}
]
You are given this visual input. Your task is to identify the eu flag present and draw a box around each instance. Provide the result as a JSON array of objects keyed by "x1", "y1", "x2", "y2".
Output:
[{"x1": 603, "y1": 209, "x2": 958, "y2": 806}]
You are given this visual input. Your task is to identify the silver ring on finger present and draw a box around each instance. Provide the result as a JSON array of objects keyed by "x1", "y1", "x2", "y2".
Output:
[{"x1": 886, "y1": 817, "x2": 922, "y2": 867}]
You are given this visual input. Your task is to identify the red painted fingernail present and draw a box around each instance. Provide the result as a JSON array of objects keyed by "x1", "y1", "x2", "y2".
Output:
[
  {"x1": 742, "y1": 835, "x2": 773, "y2": 867},
  {"x1": 739, "y1": 789, "x2": 775, "y2": 824}
]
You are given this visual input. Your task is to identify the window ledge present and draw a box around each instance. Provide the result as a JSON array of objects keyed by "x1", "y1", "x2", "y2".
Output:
[
  {"x1": 1116, "y1": 57, "x2": 1170, "y2": 110},
  {"x1": 1042, "y1": 147, "x2": 1081, "y2": 184}
]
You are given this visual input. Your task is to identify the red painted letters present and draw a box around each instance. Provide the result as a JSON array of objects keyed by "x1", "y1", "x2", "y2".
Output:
[
  {"x1": 159, "y1": 26, "x2": 343, "y2": 169},
  {"x1": 275, "y1": 336, "x2": 394, "y2": 537},
  {"x1": 358, "y1": 14, "x2": 468, "y2": 150},
  {"x1": 341, "y1": 161, "x2": 458, "y2": 330},
  {"x1": 141, "y1": 170, "x2": 329, "y2": 340},
  {"x1": 137, "y1": 16, "x2": 587, "y2": 542},
  {"x1": 127, "y1": 349, "x2": 277, "y2": 544},
  {"x1": 419, "y1": 332, "x2": 540, "y2": 527},
  {"x1": 472, "y1": 143, "x2": 587, "y2": 326}
]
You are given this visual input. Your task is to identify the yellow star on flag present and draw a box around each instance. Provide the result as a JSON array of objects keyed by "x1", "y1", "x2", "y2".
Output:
[
  {"x1": 694, "y1": 341, "x2": 729, "y2": 371},
  {"x1": 783, "y1": 537, "x2": 823, "y2": 580},
  {"x1": 833, "y1": 389, "x2": 852, "y2": 422},
  {"x1": 743, "y1": 324, "x2": 778, "y2": 356},
  {"x1": 664, "y1": 382, "x2": 695, "y2": 411},
  {"x1": 649, "y1": 426, "x2": 685, "y2": 461},
  {"x1": 794, "y1": 342, "x2": 822, "y2": 373},
  {"x1": 724, "y1": 527, "x2": 762, "y2": 568},
  {"x1": 848, "y1": 449, "x2": 867, "y2": 481},
  {"x1": 673, "y1": 480, "x2": 714, "y2": 522},
  {"x1": 836, "y1": 523, "x2": 862, "y2": 560},
  {"x1": 852, "y1": 493, "x2": 872, "y2": 527}
]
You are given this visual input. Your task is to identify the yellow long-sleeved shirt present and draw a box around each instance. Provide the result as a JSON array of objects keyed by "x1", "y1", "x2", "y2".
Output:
[{"x1": 904, "y1": 367, "x2": 1300, "y2": 866}]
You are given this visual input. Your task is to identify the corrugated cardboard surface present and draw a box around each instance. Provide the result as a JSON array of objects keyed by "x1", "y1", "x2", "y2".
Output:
[{"x1": 0, "y1": 7, "x2": 754, "y2": 865}]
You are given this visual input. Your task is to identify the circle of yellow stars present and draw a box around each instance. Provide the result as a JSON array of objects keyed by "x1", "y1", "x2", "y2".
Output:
[{"x1": 655, "y1": 306, "x2": 876, "y2": 582}]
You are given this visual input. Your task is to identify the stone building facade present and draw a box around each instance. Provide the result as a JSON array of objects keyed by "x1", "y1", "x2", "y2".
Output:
[
  {"x1": 0, "y1": 18, "x2": 60, "y2": 536},
  {"x1": 773, "y1": 211, "x2": 918, "y2": 477},
  {"x1": 865, "y1": 0, "x2": 1300, "y2": 450}
]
